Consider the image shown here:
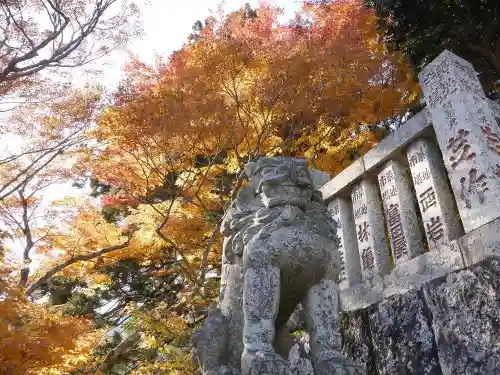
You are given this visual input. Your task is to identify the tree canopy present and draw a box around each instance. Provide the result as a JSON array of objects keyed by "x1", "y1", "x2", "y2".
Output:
[{"x1": 365, "y1": 0, "x2": 500, "y2": 92}]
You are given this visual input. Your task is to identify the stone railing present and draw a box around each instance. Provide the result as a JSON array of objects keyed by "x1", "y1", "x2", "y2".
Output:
[{"x1": 320, "y1": 50, "x2": 500, "y2": 311}]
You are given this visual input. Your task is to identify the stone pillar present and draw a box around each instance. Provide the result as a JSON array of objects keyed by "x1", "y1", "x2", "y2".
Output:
[
  {"x1": 351, "y1": 179, "x2": 391, "y2": 281},
  {"x1": 406, "y1": 138, "x2": 463, "y2": 250},
  {"x1": 419, "y1": 50, "x2": 500, "y2": 233},
  {"x1": 328, "y1": 197, "x2": 362, "y2": 290},
  {"x1": 378, "y1": 160, "x2": 424, "y2": 263}
]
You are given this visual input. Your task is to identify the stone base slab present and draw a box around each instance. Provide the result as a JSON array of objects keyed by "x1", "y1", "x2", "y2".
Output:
[{"x1": 340, "y1": 242, "x2": 464, "y2": 311}]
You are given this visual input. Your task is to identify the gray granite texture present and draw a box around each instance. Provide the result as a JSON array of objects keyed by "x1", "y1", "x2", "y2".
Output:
[
  {"x1": 340, "y1": 310, "x2": 377, "y2": 375},
  {"x1": 335, "y1": 256, "x2": 500, "y2": 375},
  {"x1": 192, "y1": 157, "x2": 364, "y2": 375},
  {"x1": 423, "y1": 257, "x2": 500, "y2": 375},
  {"x1": 368, "y1": 289, "x2": 441, "y2": 375}
]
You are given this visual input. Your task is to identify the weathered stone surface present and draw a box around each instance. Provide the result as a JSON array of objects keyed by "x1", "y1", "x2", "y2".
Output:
[
  {"x1": 329, "y1": 197, "x2": 362, "y2": 290},
  {"x1": 339, "y1": 280, "x2": 385, "y2": 312},
  {"x1": 351, "y1": 179, "x2": 392, "y2": 282},
  {"x1": 309, "y1": 169, "x2": 331, "y2": 189},
  {"x1": 193, "y1": 157, "x2": 364, "y2": 375},
  {"x1": 288, "y1": 333, "x2": 314, "y2": 375},
  {"x1": 491, "y1": 98, "x2": 500, "y2": 118},
  {"x1": 382, "y1": 241, "x2": 464, "y2": 298},
  {"x1": 420, "y1": 50, "x2": 500, "y2": 233},
  {"x1": 339, "y1": 241, "x2": 465, "y2": 312},
  {"x1": 457, "y1": 216, "x2": 500, "y2": 266},
  {"x1": 340, "y1": 309, "x2": 377, "y2": 375},
  {"x1": 406, "y1": 138, "x2": 463, "y2": 250},
  {"x1": 368, "y1": 289, "x2": 441, "y2": 375},
  {"x1": 423, "y1": 257, "x2": 500, "y2": 375},
  {"x1": 321, "y1": 158, "x2": 366, "y2": 201},
  {"x1": 378, "y1": 160, "x2": 424, "y2": 263}
]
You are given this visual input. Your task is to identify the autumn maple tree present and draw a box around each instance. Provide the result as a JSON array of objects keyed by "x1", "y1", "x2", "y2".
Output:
[
  {"x1": 1, "y1": 1, "x2": 420, "y2": 374},
  {"x1": 63, "y1": 1, "x2": 418, "y2": 372},
  {"x1": 0, "y1": 0, "x2": 141, "y2": 204},
  {"x1": 0, "y1": 0, "x2": 144, "y2": 374}
]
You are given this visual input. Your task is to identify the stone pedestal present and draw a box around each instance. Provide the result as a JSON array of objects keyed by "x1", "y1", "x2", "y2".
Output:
[
  {"x1": 423, "y1": 257, "x2": 500, "y2": 375},
  {"x1": 378, "y1": 160, "x2": 424, "y2": 263},
  {"x1": 328, "y1": 197, "x2": 362, "y2": 290},
  {"x1": 351, "y1": 179, "x2": 392, "y2": 281},
  {"x1": 368, "y1": 289, "x2": 441, "y2": 375},
  {"x1": 406, "y1": 139, "x2": 463, "y2": 249},
  {"x1": 419, "y1": 50, "x2": 500, "y2": 233}
]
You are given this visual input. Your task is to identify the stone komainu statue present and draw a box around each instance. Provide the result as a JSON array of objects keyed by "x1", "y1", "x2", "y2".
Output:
[{"x1": 192, "y1": 157, "x2": 364, "y2": 375}]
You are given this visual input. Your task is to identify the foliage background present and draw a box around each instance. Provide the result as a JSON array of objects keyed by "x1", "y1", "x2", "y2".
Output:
[{"x1": 1, "y1": 0, "x2": 497, "y2": 374}]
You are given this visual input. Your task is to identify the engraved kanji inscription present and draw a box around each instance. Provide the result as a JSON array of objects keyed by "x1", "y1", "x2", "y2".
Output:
[
  {"x1": 421, "y1": 60, "x2": 455, "y2": 107},
  {"x1": 419, "y1": 187, "x2": 438, "y2": 213},
  {"x1": 408, "y1": 147, "x2": 426, "y2": 168},
  {"x1": 361, "y1": 247, "x2": 374, "y2": 271},
  {"x1": 422, "y1": 58, "x2": 483, "y2": 108},
  {"x1": 413, "y1": 168, "x2": 431, "y2": 185},
  {"x1": 379, "y1": 174, "x2": 387, "y2": 188},
  {"x1": 386, "y1": 170, "x2": 394, "y2": 184},
  {"x1": 446, "y1": 129, "x2": 477, "y2": 169},
  {"x1": 481, "y1": 125, "x2": 500, "y2": 155},
  {"x1": 381, "y1": 186, "x2": 397, "y2": 201},
  {"x1": 357, "y1": 222, "x2": 369, "y2": 243},
  {"x1": 459, "y1": 168, "x2": 489, "y2": 208},
  {"x1": 352, "y1": 186, "x2": 364, "y2": 202},
  {"x1": 338, "y1": 241, "x2": 347, "y2": 281},
  {"x1": 426, "y1": 216, "x2": 445, "y2": 242},
  {"x1": 354, "y1": 204, "x2": 368, "y2": 220},
  {"x1": 386, "y1": 203, "x2": 407, "y2": 259},
  {"x1": 441, "y1": 101, "x2": 458, "y2": 129},
  {"x1": 330, "y1": 203, "x2": 339, "y2": 216}
]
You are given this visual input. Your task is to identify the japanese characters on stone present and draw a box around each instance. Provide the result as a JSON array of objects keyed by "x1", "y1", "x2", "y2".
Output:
[
  {"x1": 328, "y1": 198, "x2": 362, "y2": 289},
  {"x1": 351, "y1": 183, "x2": 374, "y2": 274},
  {"x1": 378, "y1": 161, "x2": 423, "y2": 263},
  {"x1": 328, "y1": 201, "x2": 347, "y2": 284},
  {"x1": 407, "y1": 138, "x2": 463, "y2": 249},
  {"x1": 420, "y1": 50, "x2": 500, "y2": 233},
  {"x1": 351, "y1": 180, "x2": 391, "y2": 280},
  {"x1": 386, "y1": 203, "x2": 408, "y2": 260}
]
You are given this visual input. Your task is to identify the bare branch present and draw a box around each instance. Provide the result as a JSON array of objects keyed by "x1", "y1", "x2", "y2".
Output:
[{"x1": 25, "y1": 231, "x2": 134, "y2": 296}]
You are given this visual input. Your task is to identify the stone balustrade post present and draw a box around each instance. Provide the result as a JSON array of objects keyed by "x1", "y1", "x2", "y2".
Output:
[
  {"x1": 406, "y1": 138, "x2": 463, "y2": 249},
  {"x1": 419, "y1": 50, "x2": 500, "y2": 233},
  {"x1": 378, "y1": 160, "x2": 424, "y2": 263},
  {"x1": 351, "y1": 179, "x2": 392, "y2": 281},
  {"x1": 328, "y1": 197, "x2": 362, "y2": 290}
]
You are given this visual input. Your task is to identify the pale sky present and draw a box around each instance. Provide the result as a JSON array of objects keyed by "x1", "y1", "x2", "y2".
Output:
[
  {"x1": 4, "y1": 0, "x2": 302, "y2": 263},
  {"x1": 99, "y1": 0, "x2": 302, "y2": 89},
  {"x1": 48, "y1": 0, "x2": 301, "y2": 200}
]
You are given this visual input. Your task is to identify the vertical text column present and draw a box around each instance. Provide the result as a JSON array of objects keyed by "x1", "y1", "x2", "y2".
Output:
[
  {"x1": 378, "y1": 160, "x2": 424, "y2": 263},
  {"x1": 328, "y1": 197, "x2": 362, "y2": 290},
  {"x1": 420, "y1": 50, "x2": 500, "y2": 233},
  {"x1": 351, "y1": 179, "x2": 391, "y2": 282},
  {"x1": 407, "y1": 138, "x2": 463, "y2": 249}
]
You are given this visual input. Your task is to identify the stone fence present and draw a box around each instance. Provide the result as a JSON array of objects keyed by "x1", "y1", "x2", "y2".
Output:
[{"x1": 319, "y1": 50, "x2": 500, "y2": 311}]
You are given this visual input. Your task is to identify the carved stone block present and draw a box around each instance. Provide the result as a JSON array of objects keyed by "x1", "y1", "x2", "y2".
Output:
[{"x1": 420, "y1": 50, "x2": 500, "y2": 233}]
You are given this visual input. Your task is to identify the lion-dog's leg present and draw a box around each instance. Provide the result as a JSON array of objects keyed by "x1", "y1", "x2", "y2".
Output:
[
  {"x1": 241, "y1": 266, "x2": 287, "y2": 375},
  {"x1": 303, "y1": 279, "x2": 365, "y2": 375}
]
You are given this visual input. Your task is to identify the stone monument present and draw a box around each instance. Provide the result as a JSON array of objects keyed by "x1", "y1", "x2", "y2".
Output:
[
  {"x1": 419, "y1": 50, "x2": 500, "y2": 233},
  {"x1": 378, "y1": 160, "x2": 424, "y2": 263},
  {"x1": 406, "y1": 138, "x2": 463, "y2": 249},
  {"x1": 351, "y1": 179, "x2": 391, "y2": 282},
  {"x1": 191, "y1": 157, "x2": 365, "y2": 375}
]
